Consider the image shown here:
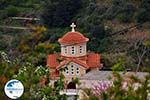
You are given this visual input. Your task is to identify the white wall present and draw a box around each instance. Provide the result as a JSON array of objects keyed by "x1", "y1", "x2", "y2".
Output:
[{"x1": 61, "y1": 43, "x2": 87, "y2": 57}]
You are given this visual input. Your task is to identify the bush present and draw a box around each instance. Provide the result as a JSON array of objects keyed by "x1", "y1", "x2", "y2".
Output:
[
  {"x1": 5, "y1": 5, "x2": 20, "y2": 17},
  {"x1": 83, "y1": 70, "x2": 150, "y2": 100},
  {"x1": 41, "y1": 0, "x2": 83, "y2": 27},
  {"x1": 101, "y1": 53, "x2": 136, "y2": 70},
  {"x1": 136, "y1": 8, "x2": 150, "y2": 23},
  {"x1": 106, "y1": 0, "x2": 136, "y2": 22},
  {"x1": 0, "y1": 39, "x2": 8, "y2": 50},
  {"x1": 135, "y1": 0, "x2": 150, "y2": 23},
  {"x1": 116, "y1": 13, "x2": 131, "y2": 23}
]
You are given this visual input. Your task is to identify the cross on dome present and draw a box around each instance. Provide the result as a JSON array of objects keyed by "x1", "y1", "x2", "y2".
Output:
[{"x1": 70, "y1": 23, "x2": 76, "y2": 32}]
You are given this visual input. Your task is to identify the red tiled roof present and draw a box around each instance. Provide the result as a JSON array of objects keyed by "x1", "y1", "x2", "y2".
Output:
[
  {"x1": 50, "y1": 70, "x2": 59, "y2": 78},
  {"x1": 47, "y1": 53, "x2": 101, "y2": 69},
  {"x1": 56, "y1": 58, "x2": 89, "y2": 69},
  {"x1": 87, "y1": 53, "x2": 101, "y2": 68},
  {"x1": 72, "y1": 59, "x2": 89, "y2": 69},
  {"x1": 47, "y1": 54, "x2": 60, "y2": 68},
  {"x1": 56, "y1": 60, "x2": 70, "y2": 69},
  {"x1": 58, "y1": 31, "x2": 89, "y2": 45},
  {"x1": 47, "y1": 53, "x2": 102, "y2": 78}
]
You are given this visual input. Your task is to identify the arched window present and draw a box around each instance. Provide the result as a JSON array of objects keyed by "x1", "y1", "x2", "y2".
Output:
[
  {"x1": 71, "y1": 65, "x2": 74, "y2": 75},
  {"x1": 76, "y1": 67, "x2": 79, "y2": 75},
  {"x1": 71, "y1": 46, "x2": 75, "y2": 54},
  {"x1": 67, "y1": 82, "x2": 76, "y2": 89},
  {"x1": 64, "y1": 46, "x2": 67, "y2": 54},
  {"x1": 79, "y1": 46, "x2": 82, "y2": 53},
  {"x1": 65, "y1": 67, "x2": 69, "y2": 75}
]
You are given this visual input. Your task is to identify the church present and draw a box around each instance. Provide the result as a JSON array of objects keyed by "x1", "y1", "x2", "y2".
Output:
[
  {"x1": 46, "y1": 23, "x2": 148, "y2": 98},
  {"x1": 47, "y1": 23, "x2": 103, "y2": 80}
]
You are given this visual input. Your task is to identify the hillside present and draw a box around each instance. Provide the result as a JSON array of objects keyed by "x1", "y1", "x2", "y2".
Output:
[
  {"x1": 0, "y1": 0, "x2": 150, "y2": 71},
  {"x1": 0, "y1": 0, "x2": 150, "y2": 99}
]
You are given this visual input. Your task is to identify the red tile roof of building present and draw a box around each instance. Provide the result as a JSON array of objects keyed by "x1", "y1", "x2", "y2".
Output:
[
  {"x1": 87, "y1": 53, "x2": 101, "y2": 68},
  {"x1": 47, "y1": 53, "x2": 102, "y2": 78},
  {"x1": 47, "y1": 54, "x2": 60, "y2": 68},
  {"x1": 56, "y1": 60, "x2": 70, "y2": 69},
  {"x1": 58, "y1": 31, "x2": 89, "y2": 45},
  {"x1": 56, "y1": 58, "x2": 89, "y2": 69},
  {"x1": 47, "y1": 53, "x2": 101, "y2": 69},
  {"x1": 50, "y1": 70, "x2": 59, "y2": 79}
]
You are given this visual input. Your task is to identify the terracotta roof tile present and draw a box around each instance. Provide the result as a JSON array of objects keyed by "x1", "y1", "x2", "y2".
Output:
[
  {"x1": 58, "y1": 31, "x2": 89, "y2": 45},
  {"x1": 50, "y1": 70, "x2": 59, "y2": 79},
  {"x1": 71, "y1": 59, "x2": 89, "y2": 69},
  {"x1": 87, "y1": 53, "x2": 101, "y2": 68},
  {"x1": 46, "y1": 53, "x2": 102, "y2": 79},
  {"x1": 47, "y1": 54, "x2": 60, "y2": 68},
  {"x1": 56, "y1": 60, "x2": 70, "y2": 69},
  {"x1": 56, "y1": 58, "x2": 89, "y2": 69},
  {"x1": 47, "y1": 53, "x2": 101, "y2": 69}
]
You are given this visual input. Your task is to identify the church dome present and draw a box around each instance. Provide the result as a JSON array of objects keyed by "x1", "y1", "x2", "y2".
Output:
[{"x1": 58, "y1": 31, "x2": 89, "y2": 45}]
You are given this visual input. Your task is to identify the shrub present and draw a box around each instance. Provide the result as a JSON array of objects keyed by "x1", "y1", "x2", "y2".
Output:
[
  {"x1": 41, "y1": 0, "x2": 83, "y2": 27},
  {"x1": 5, "y1": 5, "x2": 20, "y2": 17},
  {"x1": 106, "y1": 0, "x2": 136, "y2": 22},
  {"x1": 0, "y1": 39, "x2": 8, "y2": 50},
  {"x1": 83, "y1": 71, "x2": 150, "y2": 100},
  {"x1": 136, "y1": 8, "x2": 150, "y2": 23},
  {"x1": 116, "y1": 12, "x2": 132, "y2": 23}
]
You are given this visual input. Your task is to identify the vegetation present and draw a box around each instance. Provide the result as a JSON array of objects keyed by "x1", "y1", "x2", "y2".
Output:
[
  {"x1": 0, "y1": 0, "x2": 150, "y2": 99},
  {"x1": 82, "y1": 62, "x2": 150, "y2": 100},
  {"x1": 0, "y1": 0, "x2": 149, "y2": 71},
  {"x1": 0, "y1": 51, "x2": 67, "y2": 100},
  {"x1": 41, "y1": 0, "x2": 83, "y2": 27}
]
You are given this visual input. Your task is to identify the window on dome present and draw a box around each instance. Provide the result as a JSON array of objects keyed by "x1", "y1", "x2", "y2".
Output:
[
  {"x1": 77, "y1": 71, "x2": 79, "y2": 74},
  {"x1": 79, "y1": 46, "x2": 82, "y2": 53},
  {"x1": 64, "y1": 46, "x2": 67, "y2": 54},
  {"x1": 71, "y1": 46, "x2": 75, "y2": 54}
]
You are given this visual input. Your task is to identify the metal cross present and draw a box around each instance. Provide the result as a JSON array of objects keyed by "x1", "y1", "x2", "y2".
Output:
[{"x1": 70, "y1": 23, "x2": 76, "y2": 32}]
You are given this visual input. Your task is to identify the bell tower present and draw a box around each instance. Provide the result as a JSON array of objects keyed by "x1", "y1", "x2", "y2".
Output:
[{"x1": 58, "y1": 23, "x2": 89, "y2": 57}]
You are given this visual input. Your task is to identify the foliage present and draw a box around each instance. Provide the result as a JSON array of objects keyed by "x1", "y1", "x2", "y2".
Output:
[
  {"x1": 136, "y1": 0, "x2": 150, "y2": 23},
  {"x1": 12, "y1": 62, "x2": 67, "y2": 100},
  {"x1": 144, "y1": 41, "x2": 150, "y2": 47},
  {"x1": 111, "y1": 58, "x2": 126, "y2": 71},
  {"x1": 41, "y1": 0, "x2": 83, "y2": 27},
  {"x1": 107, "y1": 0, "x2": 136, "y2": 23},
  {"x1": 0, "y1": 51, "x2": 67, "y2": 99},
  {"x1": 0, "y1": 39, "x2": 8, "y2": 50},
  {"x1": 102, "y1": 53, "x2": 136, "y2": 70},
  {"x1": 0, "y1": 51, "x2": 21, "y2": 99},
  {"x1": 0, "y1": 0, "x2": 150, "y2": 71},
  {"x1": 72, "y1": 77, "x2": 81, "y2": 85},
  {"x1": 101, "y1": 72, "x2": 150, "y2": 100},
  {"x1": 17, "y1": 25, "x2": 61, "y2": 66},
  {"x1": 35, "y1": 43, "x2": 58, "y2": 54},
  {"x1": 5, "y1": 5, "x2": 20, "y2": 17},
  {"x1": 83, "y1": 71, "x2": 150, "y2": 100},
  {"x1": 0, "y1": 1, "x2": 150, "y2": 99},
  {"x1": 82, "y1": 60, "x2": 150, "y2": 100}
]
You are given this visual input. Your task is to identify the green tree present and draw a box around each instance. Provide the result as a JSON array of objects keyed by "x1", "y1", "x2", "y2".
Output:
[
  {"x1": 106, "y1": 0, "x2": 136, "y2": 22},
  {"x1": 136, "y1": 0, "x2": 150, "y2": 23},
  {"x1": 0, "y1": 51, "x2": 67, "y2": 100},
  {"x1": 0, "y1": 51, "x2": 20, "y2": 99},
  {"x1": 41, "y1": 0, "x2": 83, "y2": 27}
]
